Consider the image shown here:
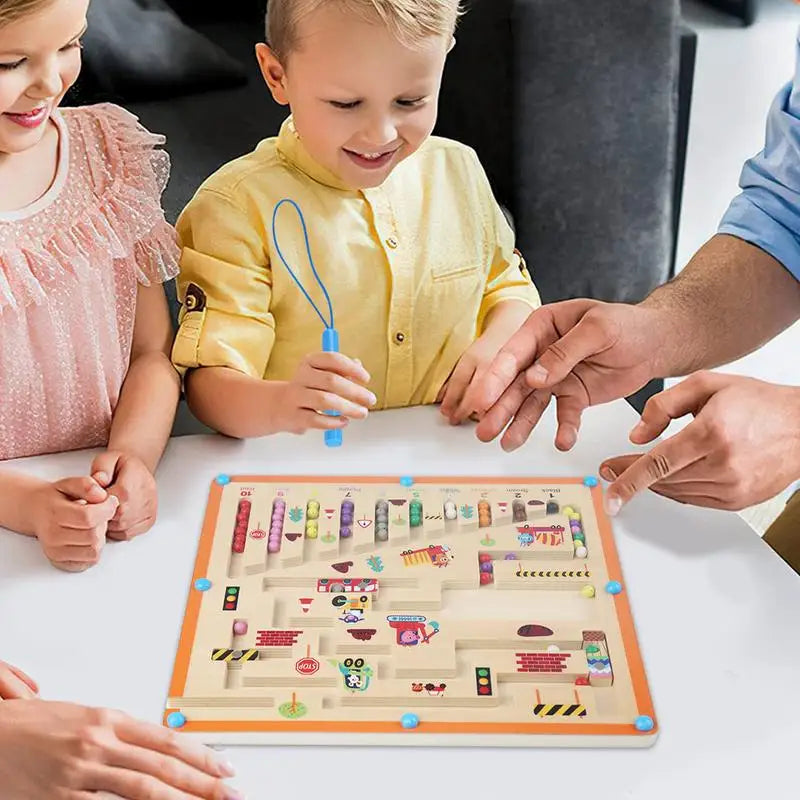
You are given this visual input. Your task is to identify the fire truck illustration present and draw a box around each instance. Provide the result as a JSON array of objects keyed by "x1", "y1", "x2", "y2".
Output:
[
  {"x1": 400, "y1": 544, "x2": 452, "y2": 568},
  {"x1": 516, "y1": 524, "x2": 566, "y2": 547}
]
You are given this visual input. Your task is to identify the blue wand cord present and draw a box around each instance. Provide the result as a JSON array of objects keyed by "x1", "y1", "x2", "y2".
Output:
[{"x1": 272, "y1": 198, "x2": 342, "y2": 447}]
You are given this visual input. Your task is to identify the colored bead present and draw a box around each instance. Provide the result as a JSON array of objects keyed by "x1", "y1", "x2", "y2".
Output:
[
  {"x1": 562, "y1": 506, "x2": 575, "y2": 516},
  {"x1": 306, "y1": 529, "x2": 318, "y2": 540},
  {"x1": 400, "y1": 476, "x2": 414, "y2": 487},
  {"x1": 605, "y1": 580, "x2": 623, "y2": 595},
  {"x1": 478, "y1": 553, "x2": 492, "y2": 563},
  {"x1": 572, "y1": 533, "x2": 585, "y2": 543},
  {"x1": 400, "y1": 713, "x2": 419, "y2": 729},
  {"x1": 581, "y1": 584, "x2": 596, "y2": 598},
  {"x1": 340, "y1": 527, "x2": 352, "y2": 538},
  {"x1": 166, "y1": 712, "x2": 186, "y2": 729},
  {"x1": 376, "y1": 529, "x2": 389, "y2": 542},
  {"x1": 268, "y1": 541, "x2": 281, "y2": 553},
  {"x1": 479, "y1": 572, "x2": 493, "y2": 585},
  {"x1": 307, "y1": 508, "x2": 319, "y2": 520},
  {"x1": 215, "y1": 474, "x2": 231, "y2": 486},
  {"x1": 342, "y1": 500, "x2": 354, "y2": 510},
  {"x1": 504, "y1": 553, "x2": 517, "y2": 560},
  {"x1": 480, "y1": 562, "x2": 493, "y2": 573},
  {"x1": 547, "y1": 645, "x2": 560, "y2": 653},
  {"x1": 233, "y1": 621, "x2": 248, "y2": 636},
  {"x1": 575, "y1": 546, "x2": 588, "y2": 558},
  {"x1": 583, "y1": 476, "x2": 599, "y2": 488},
  {"x1": 634, "y1": 715, "x2": 654, "y2": 732},
  {"x1": 568, "y1": 512, "x2": 582, "y2": 522},
  {"x1": 194, "y1": 578, "x2": 212, "y2": 592}
]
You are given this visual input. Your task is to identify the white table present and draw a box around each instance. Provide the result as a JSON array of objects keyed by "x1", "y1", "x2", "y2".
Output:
[{"x1": 1, "y1": 402, "x2": 798, "y2": 800}]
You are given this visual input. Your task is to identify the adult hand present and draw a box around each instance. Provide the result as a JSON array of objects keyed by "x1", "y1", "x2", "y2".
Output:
[
  {"x1": 0, "y1": 661, "x2": 38, "y2": 699},
  {"x1": 0, "y1": 700, "x2": 241, "y2": 799},
  {"x1": 473, "y1": 300, "x2": 666, "y2": 451},
  {"x1": 91, "y1": 452, "x2": 158, "y2": 541},
  {"x1": 600, "y1": 372, "x2": 800, "y2": 513}
]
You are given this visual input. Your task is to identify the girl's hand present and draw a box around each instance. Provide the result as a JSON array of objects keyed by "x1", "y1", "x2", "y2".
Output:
[
  {"x1": 0, "y1": 699, "x2": 241, "y2": 800},
  {"x1": 278, "y1": 352, "x2": 376, "y2": 435},
  {"x1": 91, "y1": 452, "x2": 158, "y2": 541},
  {"x1": 0, "y1": 661, "x2": 39, "y2": 700},
  {"x1": 29, "y1": 478, "x2": 119, "y2": 572}
]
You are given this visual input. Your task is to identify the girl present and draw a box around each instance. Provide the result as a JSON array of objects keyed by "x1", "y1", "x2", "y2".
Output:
[{"x1": 0, "y1": 0, "x2": 180, "y2": 572}]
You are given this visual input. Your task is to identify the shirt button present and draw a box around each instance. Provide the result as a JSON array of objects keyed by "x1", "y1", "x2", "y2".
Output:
[
  {"x1": 394, "y1": 331, "x2": 406, "y2": 344},
  {"x1": 386, "y1": 236, "x2": 399, "y2": 249}
]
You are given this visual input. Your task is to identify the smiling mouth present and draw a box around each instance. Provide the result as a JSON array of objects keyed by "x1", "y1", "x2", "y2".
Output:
[
  {"x1": 343, "y1": 146, "x2": 401, "y2": 169},
  {"x1": 3, "y1": 105, "x2": 49, "y2": 129}
]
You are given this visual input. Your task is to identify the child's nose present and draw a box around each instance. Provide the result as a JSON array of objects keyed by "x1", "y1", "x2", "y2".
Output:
[{"x1": 363, "y1": 115, "x2": 398, "y2": 147}]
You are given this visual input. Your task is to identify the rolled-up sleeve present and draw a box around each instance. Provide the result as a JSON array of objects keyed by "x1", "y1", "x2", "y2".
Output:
[
  {"x1": 719, "y1": 42, "x2": 800, "y2": 281},
  {"x1": 171, "y1": 189, "x2": 275, "y2": 379}
]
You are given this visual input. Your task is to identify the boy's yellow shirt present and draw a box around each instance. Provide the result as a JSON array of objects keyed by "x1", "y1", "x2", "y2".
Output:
[{"x1": 172, "y1": 117, "x2": 540, "y2": 409}]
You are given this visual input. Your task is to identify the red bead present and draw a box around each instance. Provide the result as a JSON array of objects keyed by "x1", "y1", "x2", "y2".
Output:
[
  {"x1": 479, "y1": 572, "x2": 493, "y2": 585},
  {"x1": 479, "y1": 553, "x2": 492, "y2": 563}
]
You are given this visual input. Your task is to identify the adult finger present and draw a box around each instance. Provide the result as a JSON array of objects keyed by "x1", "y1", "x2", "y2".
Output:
[
  {"x1": 0, "y1": 665, "x2": 38, "y2": 699},
  {"x1": 85, "y1": 764, "x2": 233, "y2": 799},
  {"x1": 524, "y1": 308, "x2": 617, "y2": 389},
  {"x1": 500, "y1": 389, "x2": 553, "y2": 452},
  {"x1": 114, "y1": 715, "x2": 235, "y2": 781},
  {"x1": 472, "y1": 303, "x2": 586, "y2": 413},
  {"x1": 106, "y1": 743, "x2": 239, "y2": 799},
  {"x1": 475, "y1": 372, "x2": 533, "y2": 443},
  {"x1": 628, "y1": 372, "x2": 722, "y2": 445},
  {"x1": 53, "y1": 476, "x2": 107, "y2": 504},
  {"x1": 307, "y1": 352, "x2": 371, "y2": 384},
  {"x1": 552, "y1": 375, "x2": 591, "y2": 452},
  {"x1": 602, "y1": 424, "x2": 710, "y2": 515}
]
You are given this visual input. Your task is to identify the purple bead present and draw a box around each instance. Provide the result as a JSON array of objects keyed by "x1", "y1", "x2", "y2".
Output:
[
  {"x1": 504, "y1": 553, "x2": 517, "y2": 560},
  {"x1": 480, "y1": 562, "x2": 493, "y2": 573},
  {"x1": 342, "y1": 501, "x2": 354, "y2": 511},
  {"x1": 274, "y1": 500, "x2": 286, "y2": 508},
  {"x1": 268, "y1": 541, "x2": 281, "y2": 553},
  {"x1": 340, "y1": 526, "x2": 352, "y2": 539},
  {"x1": 341, "y1": 515, "x2": 353, "y2": 526}
]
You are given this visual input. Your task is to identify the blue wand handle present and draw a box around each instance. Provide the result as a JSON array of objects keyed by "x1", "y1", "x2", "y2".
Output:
[{"x1": 322, "y1": 327, "x2": 342, "y2": 448}]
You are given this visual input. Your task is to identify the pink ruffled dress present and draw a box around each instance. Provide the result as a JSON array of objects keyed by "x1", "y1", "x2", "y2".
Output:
[{"x1": 0, "y1": 104, "x2": 179, "y2": 461}]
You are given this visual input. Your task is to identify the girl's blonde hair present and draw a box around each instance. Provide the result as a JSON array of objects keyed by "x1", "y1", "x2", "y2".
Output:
[
  {"x1": 266, "y1": 0, "x2": 463, "y2": 61},
  {"x1": 0, "y1": 0, "x2": 54, "y2": 27}
]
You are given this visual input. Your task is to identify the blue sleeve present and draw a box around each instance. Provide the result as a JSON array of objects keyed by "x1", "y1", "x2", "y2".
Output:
[{"x1": 718, "y1": 39, "x2": 800, "y2": 282}]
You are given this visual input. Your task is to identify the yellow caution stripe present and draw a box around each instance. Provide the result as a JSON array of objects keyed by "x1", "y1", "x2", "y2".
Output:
[
  {"x1": 211, "y1": 649, "x2": 259, "y2": 662},
  {"x1": 533, "y1": 703, "x2": 587, "y2": 717}
]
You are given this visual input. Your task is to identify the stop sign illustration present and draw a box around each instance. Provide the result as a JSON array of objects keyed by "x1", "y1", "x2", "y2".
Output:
[{"x1": 296, "y1": 657, "x2": 319, "y2": 676}]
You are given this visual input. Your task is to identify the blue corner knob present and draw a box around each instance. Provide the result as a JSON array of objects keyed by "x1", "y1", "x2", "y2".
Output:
[
  {"x1": 401, "y1": 713, "x2": 419, "y2": 729},
  {"x1": 583, "y1": 475, "x2": 599, "y2": 488},
  {"x1": 194, "y1": 578, "x2": 212, "y2": 592},
  {"x1": 215, "y1": 474, "x2": 231, "y2": 486},
  {"x1": 605, "y1": 580, "x2": 623, "y2": 595},
  {"x1": 166, "y1": 712, "x2": 186, "y2": 729},
  {"x1": 400, "y1": 476, "x2": 414, "y2": 487},
  {"x1": 634, "y1": 715, "x2": 654, "y2": 732}
]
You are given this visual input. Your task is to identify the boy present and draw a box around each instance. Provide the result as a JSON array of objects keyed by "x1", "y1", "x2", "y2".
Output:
[{"x1": 171, "y1": 0, "x2": 540, "y2": 438}]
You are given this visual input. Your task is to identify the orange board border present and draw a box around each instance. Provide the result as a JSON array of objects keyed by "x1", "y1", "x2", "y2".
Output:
[{"x1": 166, "y1": 475, "x2": 657, "y2": 739}]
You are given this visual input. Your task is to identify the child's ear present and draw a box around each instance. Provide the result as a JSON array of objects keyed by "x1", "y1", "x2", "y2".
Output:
[
  {"x1": 447, "y1": 36, "x2": 456, "y2": 53},
  {"x1": 255, "y1": 43, "x2": 290, "y2": 106}
]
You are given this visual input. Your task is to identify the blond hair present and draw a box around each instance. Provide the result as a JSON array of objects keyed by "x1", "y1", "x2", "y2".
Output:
[
  {"x1": 0, "y1": 0, "x2": 54, "y2": 27},
  {"x1": 266, "y1": 0, "x2": 463, "y2": 61}
]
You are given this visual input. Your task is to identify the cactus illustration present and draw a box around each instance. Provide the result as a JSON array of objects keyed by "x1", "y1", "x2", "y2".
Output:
[
  {"x1": 288, "y1": 506, "x2": 303, "y2": 523},
  {"x1": 460, "y1": 504, "x2": 474, "y2": 519}
]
